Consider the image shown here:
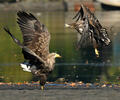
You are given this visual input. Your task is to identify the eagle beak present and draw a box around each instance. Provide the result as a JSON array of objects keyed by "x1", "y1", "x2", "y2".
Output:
[
  {"x1": 55, "y1": 54, "x2": 61, "y2": 58},
  {"x1": 65, "y1": 24, "x2": 71, "y2": 28}
]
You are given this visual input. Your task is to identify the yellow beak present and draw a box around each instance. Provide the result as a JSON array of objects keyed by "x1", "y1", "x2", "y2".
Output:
[
  {"x1": 55, "y1": 54, "x2": 61, "y2": 58},
  {"x1": 65, "y1": 24, "x2": 71, "y2": 28}
]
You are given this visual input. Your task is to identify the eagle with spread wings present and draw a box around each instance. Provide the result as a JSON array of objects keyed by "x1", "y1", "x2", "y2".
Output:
[
  {"x1": 4, "y1": 11, "x2": 61, "y2": 90},
  {"x1": 65, "y1": 5, "x2": 111, "y2": 57}
]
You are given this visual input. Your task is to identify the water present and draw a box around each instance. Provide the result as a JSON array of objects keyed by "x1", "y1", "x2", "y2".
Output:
[{"x1": 0, "y1": 10, "x2": 120, "y2": 83}]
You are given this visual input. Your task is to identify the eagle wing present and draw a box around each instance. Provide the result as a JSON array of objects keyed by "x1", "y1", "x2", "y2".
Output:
[
  {"x1": 77, "y1": 17, "x2": 93, "y2": 48},
  {"x1": 73, "y1": 5, "x2": 102, "y2": 28},
  {"x1": 73, "y1": 5, "x2": 84, "y2": 22},
  {"x1": 73, "y1": 5, "x2": 110, "y2": 46},
  {"x1": 17, "y1": 11, "x2": 50, "y2": 61}
]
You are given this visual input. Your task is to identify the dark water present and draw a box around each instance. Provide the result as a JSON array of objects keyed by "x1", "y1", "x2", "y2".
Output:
[{"x1": 0, "y1": 10, "x2": 120, "y2": 83}]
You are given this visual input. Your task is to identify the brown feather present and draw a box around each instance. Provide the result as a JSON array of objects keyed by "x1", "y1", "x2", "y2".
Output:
[{"x1": 17, "y1": 11, "x2": 50, "y2": 61}]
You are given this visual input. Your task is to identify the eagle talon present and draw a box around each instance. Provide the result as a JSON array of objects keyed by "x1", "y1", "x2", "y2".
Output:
[
  {"x1": 95, "y1": 48, "x2": 99, "y2": 57},
  {"x1": 41, "y1": 86, "x2": 44, "y2": 90}
]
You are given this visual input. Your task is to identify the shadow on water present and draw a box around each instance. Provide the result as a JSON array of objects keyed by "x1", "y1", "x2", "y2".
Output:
[{"x1": 0, "y1": 10, "x2": 120, "y2": 84}]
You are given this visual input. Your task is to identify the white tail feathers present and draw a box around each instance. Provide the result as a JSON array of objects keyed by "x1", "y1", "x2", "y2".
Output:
[{"x1": 20, "y1": 63, "x2": 31, "y2": 72}]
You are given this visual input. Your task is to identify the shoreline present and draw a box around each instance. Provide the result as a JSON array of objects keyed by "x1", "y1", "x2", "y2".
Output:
[
  {"x1": 0, "y1": 1, "x2": 101, "y2": 12},
  {"x1": 0, "y1": 1, "x2": 65, "y2": 11},
  {"x1": 0, "y1": 88, "x2": 120, "y2": 100}
]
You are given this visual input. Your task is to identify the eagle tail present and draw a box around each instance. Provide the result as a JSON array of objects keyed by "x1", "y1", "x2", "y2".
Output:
[
  {"x1": 4, "y1": 27, "x2": 23, "y2": 48},
  {"x1": 20, "y1": 63, "x2": 31, "y2": 72}
]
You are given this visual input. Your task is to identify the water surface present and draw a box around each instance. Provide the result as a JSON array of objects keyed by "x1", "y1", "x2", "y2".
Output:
[{"x1": 0, "y1": 10, "x2": 120, "y2": 83}]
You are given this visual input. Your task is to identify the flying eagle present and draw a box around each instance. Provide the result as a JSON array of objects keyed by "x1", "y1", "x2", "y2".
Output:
[
  {"x1": 4, "y1": 11, "x2": 61, "y2": 90},
  {"x1": 65, "y1": 5, "x2": 111, "y2": 57}
]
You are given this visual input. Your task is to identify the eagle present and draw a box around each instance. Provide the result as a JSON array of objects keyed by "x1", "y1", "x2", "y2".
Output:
[
  {"x1": 65, "y1": 5, "x2": 111, "y2": 57},
  {"x1": 4, "y1": 11, "x2": 61, "y2": 90}
]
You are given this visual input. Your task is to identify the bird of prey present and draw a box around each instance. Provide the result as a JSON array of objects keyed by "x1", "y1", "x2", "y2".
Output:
[
  {"x1": 65, "y1": 5, "x2": 111, "y2": 57},
  {"x1": 4, "y1": 11, "x2": 61, "y2": 90}
]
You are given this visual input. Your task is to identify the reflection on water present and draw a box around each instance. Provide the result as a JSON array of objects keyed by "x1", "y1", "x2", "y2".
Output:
[{"x1": 0, "y1": 10, "x2": 120, "y2": 83}]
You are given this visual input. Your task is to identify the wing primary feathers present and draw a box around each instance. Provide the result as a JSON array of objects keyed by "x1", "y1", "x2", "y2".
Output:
[
  {"x1": 73, "y1": 5, "x2": 84, "y2": 22},
  {"x1": 4, "y1": 27, "x2": 23, "y2": 47},
  {"x1": 76, "y1": 13, "x2": 81, "y2": 22},
  {"x1": 73, "y1": 10, "x2": 81, "y2": 19},
  {"x1": 4, "y1": 27, "x2": 46, "y2": 65},
  {"x1": 17, "y1": 11, "x2": 37, "y2": 21},
  {"x1": 29, "y1": 13, "x2": 37, "y2": 20},
  {"x1": 17, "y1": 11, "x2": 42, "y2": 33}
]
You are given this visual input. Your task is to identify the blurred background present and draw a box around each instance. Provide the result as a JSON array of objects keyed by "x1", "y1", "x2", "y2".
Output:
[{"x1": 0, "y1": 0, "x2": 120, "y2": 84}]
